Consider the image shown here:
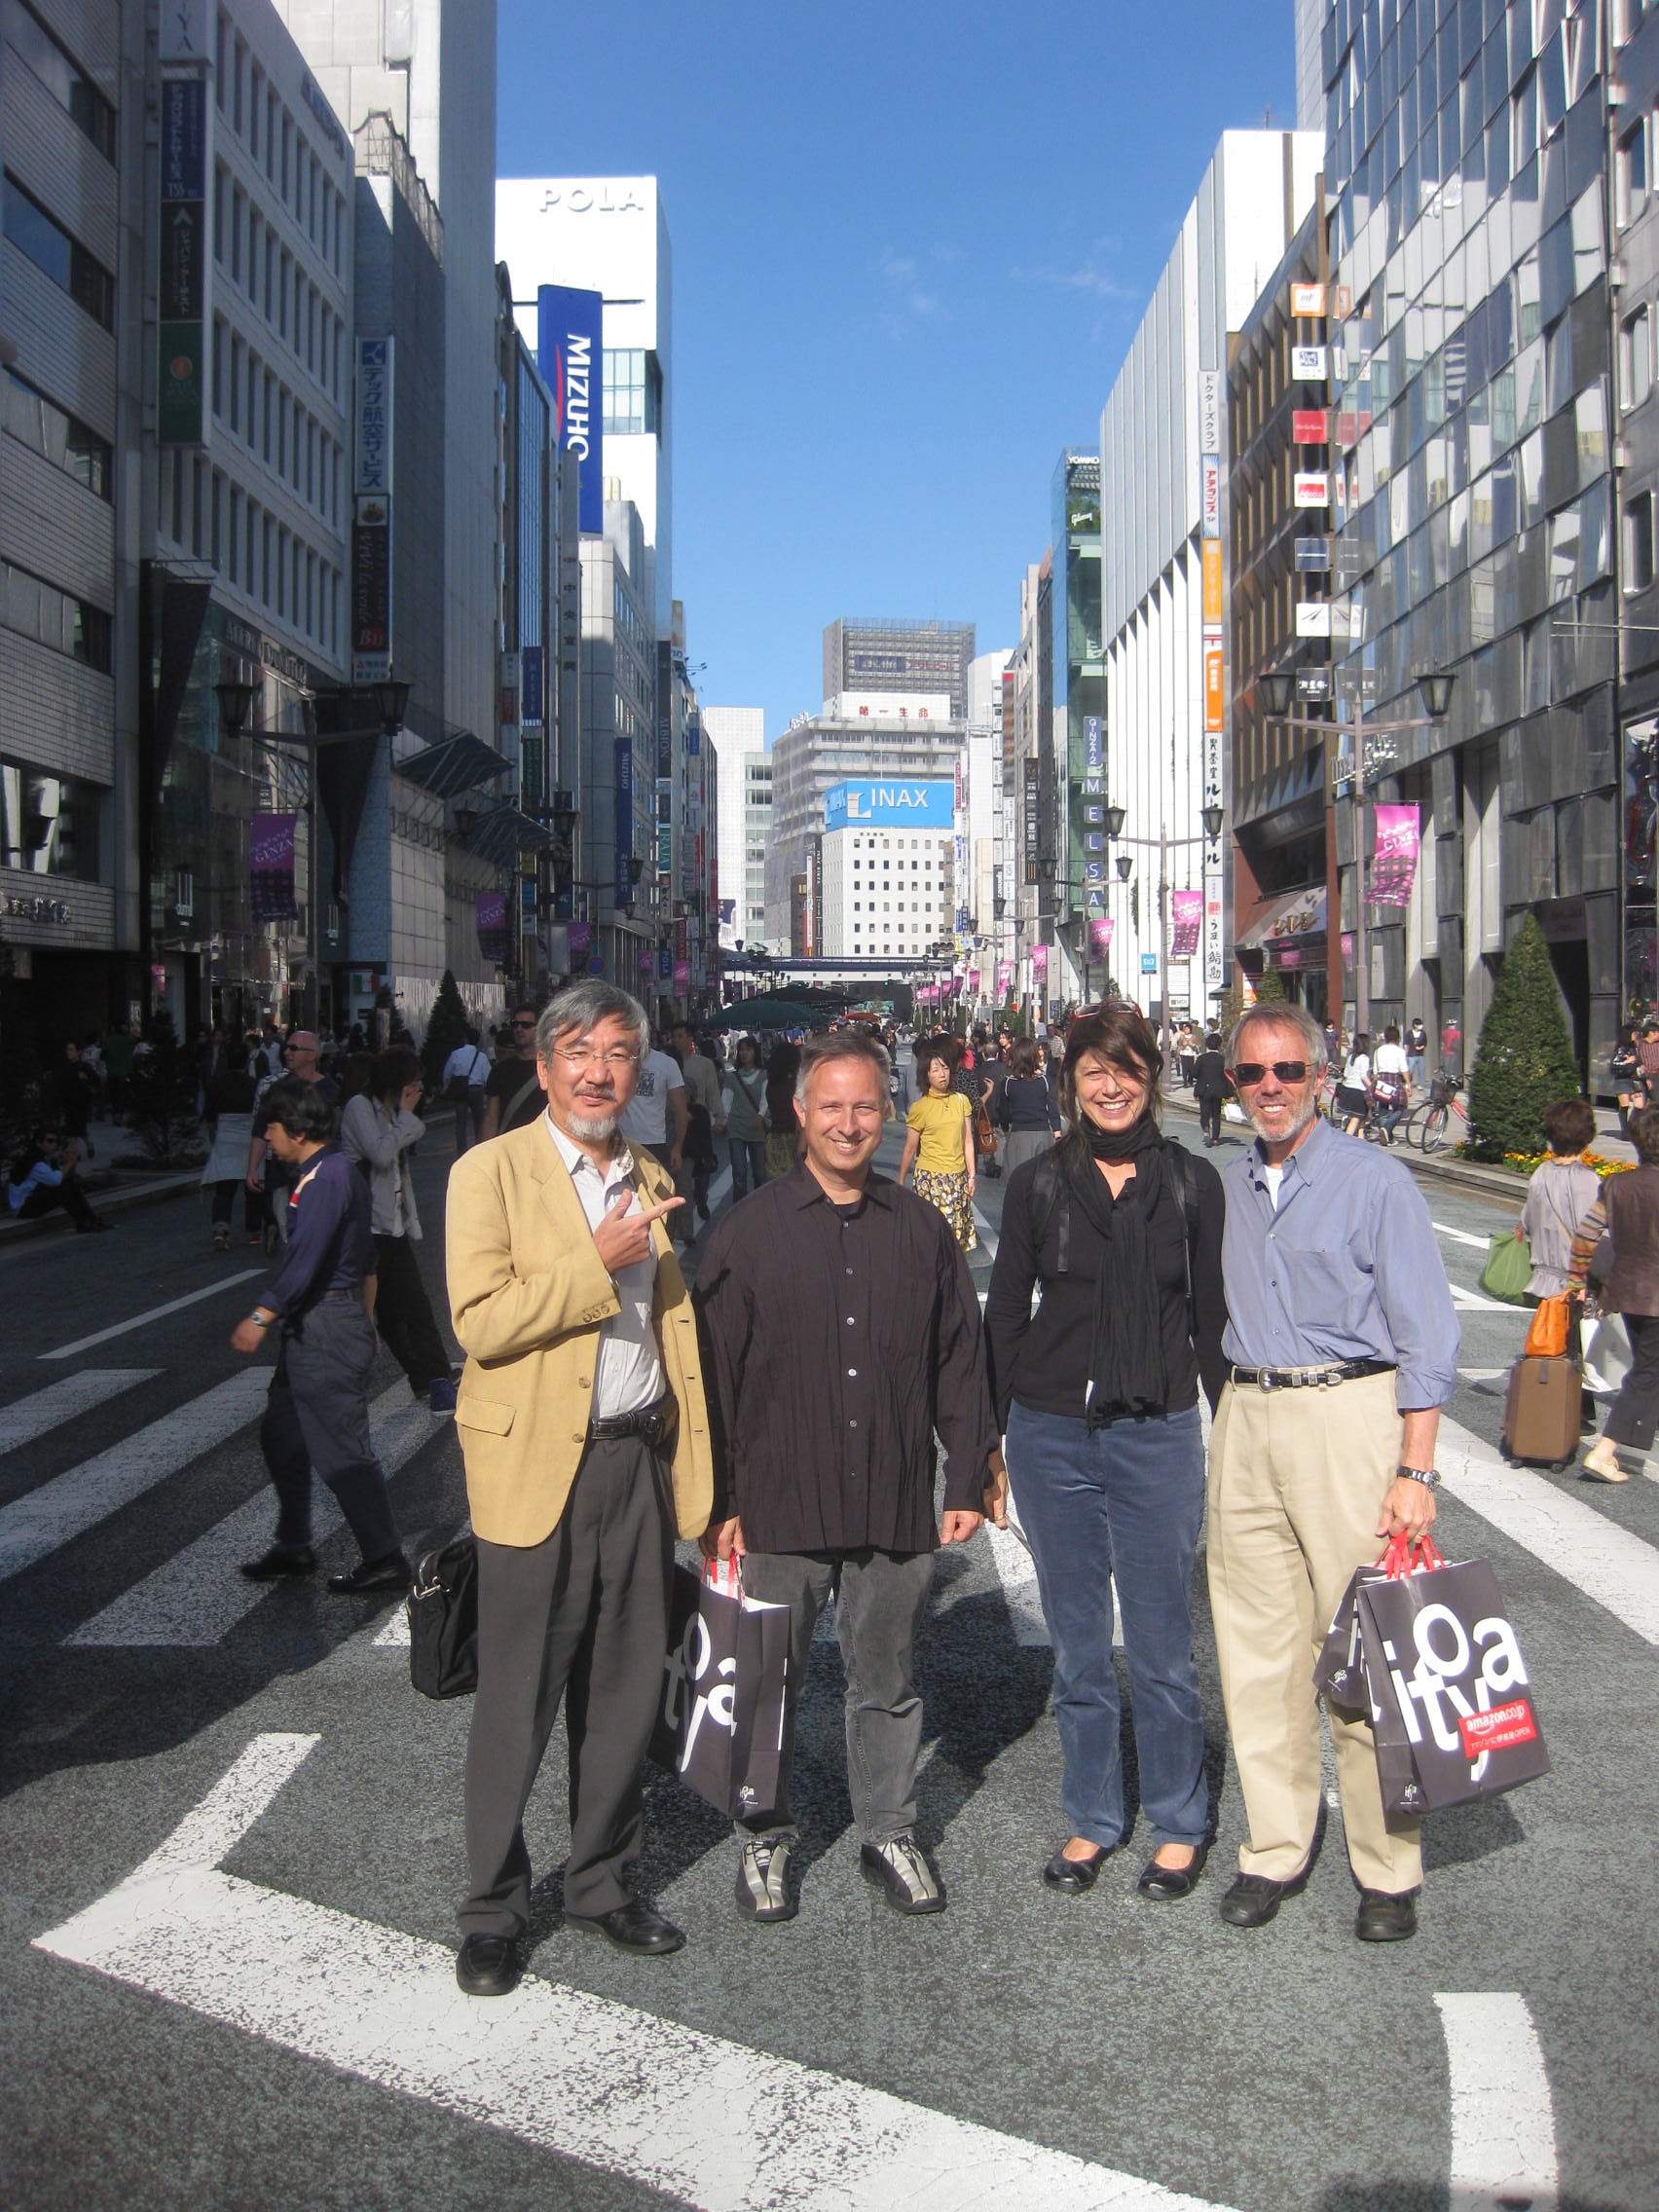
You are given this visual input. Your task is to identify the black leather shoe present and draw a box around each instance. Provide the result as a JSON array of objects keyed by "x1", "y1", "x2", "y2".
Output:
[
  {"x1": 456, "y1": 1934, "x2": 521, "y2": 1997},
  {"x1": 240, "y1": 1545, "x2": 316, "y2": 1581},
  {"x1": 566, "y1": 1898, "x2": 685, "y2": 1956},
  {"x1": 1137, "y1": 1841, "x2": 1209, "y2": 1900},
  {"x1": 326, "y1": 1551, "x2": 412, "y2": 1595},
  {"x1": 1355, "y1": 1888, "x2": 1418, "y2": 1942},
  {"x1": 1042, "y1": 1843, "x2": 1109, "y2": 1894},
  {"x1": 1219, "y1": 1868, "x2": 1309, "y2": 1928}
]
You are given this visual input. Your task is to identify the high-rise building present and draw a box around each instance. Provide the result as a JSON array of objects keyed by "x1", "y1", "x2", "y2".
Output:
[
  {"x1": 1099, "y1": 129, "x2": 1322, "y2": 1030},
  {"x1": 495, "y1": 177, "x2": 674, "y2": 636},
  {"x1": 268, "y1": 0, "x2": 500, "y2": 758},
  {"x1": 822, "y1": 617, "x2": 976, "y2": 720},
  {"x1": 766, "y1": 706, "x2": 965, "y2": 949},
  {"x1": 964, "y1": 648, "x2": 1013, "y2": 1011},
  {"x1": 817, "y1": 782, "x2": 956, "y2": 963},
  {"x1": 704, "y1": 705, "x2": 765, "y2": 950}
]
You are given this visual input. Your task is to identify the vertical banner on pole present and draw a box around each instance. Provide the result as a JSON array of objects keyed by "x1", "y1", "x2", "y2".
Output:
[
  {"x1": 475, "y1": 892, "x2": 507, "y2": 966},
  {"x1": 249, "y1": 814, "x2": 298, "y2": 920},
  {"x1": 1370, "y1": 803, "x2": 1421, "y2": 904},
  {"x1": 1170, "y1": 890, "x2": 1202, "y2": 959}
]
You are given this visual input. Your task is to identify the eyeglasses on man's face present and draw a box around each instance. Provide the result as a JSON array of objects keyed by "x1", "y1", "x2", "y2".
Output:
[
  {"x1": 552, "y1": 1047, "x2": 639, "y2": 1072},
  {"x1": 1231, "y1": 1060, "x2": 1309, "y2": 1087}
]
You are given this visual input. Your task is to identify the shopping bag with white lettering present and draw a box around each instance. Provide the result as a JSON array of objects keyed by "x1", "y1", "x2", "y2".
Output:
[
  {"x1": 1355, "y1": 1540, "x2": 1550, "y2": 1815},
  {"x1": 649, "y1": 1559, "x2": 791, "y2": 1818},
  {"x1": 1312, "y1": 1533, "x2": 1417, "y2": 1710}
]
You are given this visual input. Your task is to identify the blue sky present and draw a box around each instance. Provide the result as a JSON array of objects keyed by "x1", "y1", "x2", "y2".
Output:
[{"x1": 497, "y1": 2, "x2": 1297, "y2": 741}]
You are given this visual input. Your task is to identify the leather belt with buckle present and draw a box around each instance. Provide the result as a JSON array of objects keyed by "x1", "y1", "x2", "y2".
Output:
[
  {"x1": 1231, "y1": 1358, "x2": 1396, "y2": 1392},
  {"x1": 587, "y1": 1395, "x2": 675, "y2": 1446}
]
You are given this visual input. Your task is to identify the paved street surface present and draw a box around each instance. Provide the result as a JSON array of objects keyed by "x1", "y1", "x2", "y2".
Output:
[{"x1": 2, "y1": 1115, "x2": 1656, "y2": 2209}]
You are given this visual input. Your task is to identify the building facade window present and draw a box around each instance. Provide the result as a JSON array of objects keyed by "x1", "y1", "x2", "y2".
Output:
[
  {"x1": 1618, "y1": 119, "x2": 1649, "y2": 228},
  {"x1": 1622, "y1": 306, "x2": 1653, "y2": 411},
  {"x1": 0, "y1": 560, "x2": 112, "y2": 670},
  {"x1": 0, "y1": 757, "x2": 100, "y2": 877},
  {"x1": 1, "y1": 175, "x2": 114, "y2": 329},
  {"x1": 1626, "y1": 492, "x2": 1655, "y2": 592},
  {"x1": 3, "y1": 370, "x2": 111, "y2": 498},
  {"x1": 2, "y1": 0, "x2": 116, "y2": 162}
]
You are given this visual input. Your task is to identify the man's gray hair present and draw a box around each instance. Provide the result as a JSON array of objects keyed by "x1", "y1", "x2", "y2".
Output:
[
  {"x1": 1226, "y1": 999, "x2": 1328, "y2": 1076},
  {"x1": 535, "y1": 980, "x2": 650, "y2": 1059},
  {"x1": 794, "y1": 1027, "x2": 893, "y2": 1102}
]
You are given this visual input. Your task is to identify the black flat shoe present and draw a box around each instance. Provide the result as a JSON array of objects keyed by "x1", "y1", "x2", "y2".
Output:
[
  {"x1": 1355, "y1": 1888, "x2": 1418, "y2": 1942},
  {"x1": 567, "y1": 1897, "x2": 684, "y2": 1956},
  {"x1": 1137, "y1": 1842, "x2": 1209, "y2": 1900},
  {"x1": 1042, "y1": 1843, "x2": 1109, "y2": 1894},
  {"x1": 456, "y1": 1933, "x2": 521, "y2": 1996},
  {"x1": 240, "y1": 1545, "x2": 316, "y2": 1581},
  {"x1": 1219, "y1": 1867, "x2": 1309, "y2": 1928},
  {"x1": 326, "y1": 1551, "x2": 412, "y2": 1595}
]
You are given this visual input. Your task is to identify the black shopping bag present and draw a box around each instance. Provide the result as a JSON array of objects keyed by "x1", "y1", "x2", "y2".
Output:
[
  {"x1": 408, "y1": 1534, "x2": 478, "y2": 1700},
  {"x1": 649, "y1": 1560, "x2": 792, "y2": 1818},
  {"x1": 1313, "y1": 1537, "x2": 1417, "y2": 1710},
  {"x1": 1356, "y1": 1542, "x2": 1551, "y2": 1814}
]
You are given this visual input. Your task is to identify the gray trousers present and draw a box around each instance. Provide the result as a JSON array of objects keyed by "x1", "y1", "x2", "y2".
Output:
[
  {"x1": 263, "y1": 1298, "x2": 399, "y2": 1563},
  {"x1": 459, "y1": 1435, "x2": 674, "y2": 1936},
  {"x1": 736, "y1": 1546, "x2": 935, "y2": 1848}
]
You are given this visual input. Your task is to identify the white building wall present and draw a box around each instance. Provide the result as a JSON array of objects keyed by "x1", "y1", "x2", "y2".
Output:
[
  {"x1": 819, "y1": 827, "x2": 952, "y2": 961},
  {"x1": 704, "y1": 704, "x2": 763, "y2": 949},
  {"x1": 269, "y1": 0, "x2": 499, "y2": 753},
  {"x1": 1098, "y1": 129, "x2": 1320, "y2": 1022}
]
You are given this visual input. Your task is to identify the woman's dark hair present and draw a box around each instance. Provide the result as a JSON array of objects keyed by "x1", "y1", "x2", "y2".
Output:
[
  {"x1": 1009, "y1": 1038, "x2": 1040, "y2": 1079},
  {"x1": 370, "y1": 1046, "x2": 421, "y2": 1103},
  {"x1": 260, "y1": 1076, "x2": 335, "y2": 1142},
  {"x1": 734, "y1": 1033, "x2": 760, "y2": 1066},
  {"x1": 764, "y1": 1043, "x2": 799, "y2": 1127},
  {"x1": 1204, "y1": 1032, "x2": 1222, "y2": 1051},
  {"x1": 1060, "y1": 1003, "x2": 1162, "y2": 1129},
  {"x1": 338, "y1": 1051, "x2": 375, "y2": 1102},
  {"x1": 1627, "y1": 1105, "x2": 1659, "y2": 1162},
  {"x1": 915, "y1": 1039, "x2": 954, "y2": 1087},
  {"x1": 1542, "y1": 1098, "x2": 1595, "y2": 1155}
]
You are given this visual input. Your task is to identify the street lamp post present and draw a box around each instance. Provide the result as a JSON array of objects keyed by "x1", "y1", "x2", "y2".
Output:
[
  {"x1": 216, "y1": 675, "x2": 411, "y2": 1033},
  {"x1": 1100, "y1": 802, "x2": 1224, "y2": 1049},
  {"x1": 1257, "y1": 668, "x2": 1455, "y2": 1037}
]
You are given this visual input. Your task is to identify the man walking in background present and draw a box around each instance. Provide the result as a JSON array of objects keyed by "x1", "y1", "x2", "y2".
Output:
[{"x1": 480, "y1": 1003, "x2": 546, "y2": 1140}]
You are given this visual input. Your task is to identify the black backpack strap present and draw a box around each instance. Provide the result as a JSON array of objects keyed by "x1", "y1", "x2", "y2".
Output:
[
  {"x1": 1028, "y1": 1147, "x2": 1070, "y2": 1275},
  {"x1": 1165, "y1": 1140, "x2": 1199, "y2": 1346}
]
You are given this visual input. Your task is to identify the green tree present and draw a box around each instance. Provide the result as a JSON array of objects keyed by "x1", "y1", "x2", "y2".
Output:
[
  {"x1": 1465, "y1": 912, "x2": 1582, "y2": 1161},
  {"x1": 1216, "y1": 969, "x2": 1285, "y2": 1038},
  {"x1": 422, "y1": 971, "x2": 469, "y2": 1092}
]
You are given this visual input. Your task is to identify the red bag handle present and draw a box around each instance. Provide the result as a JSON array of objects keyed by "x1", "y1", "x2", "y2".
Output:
[
  {"x1": 703, "y1": 1554, "x2": 742, "y2": 1596},
  {"x1": 1376, "y1": 1530, "x2": 1446, "y2": 1576}
]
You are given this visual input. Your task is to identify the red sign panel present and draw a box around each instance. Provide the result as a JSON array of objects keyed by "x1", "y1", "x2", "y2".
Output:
[{"x1": 1292, "y1": 409, "x2": 1329, "y2": 444}]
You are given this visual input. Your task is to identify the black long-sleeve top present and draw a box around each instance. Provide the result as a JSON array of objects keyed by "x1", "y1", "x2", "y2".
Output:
[
  {"x1": 999, "y1": 1075, "x2": 1061, "y2": 1132},
  {"x1": 983, "y1": 1139, "x2": 1229, "y2": 1431},
  {"x1": 263, "y1": 1146, "x2": 375, "y2": 1322},
  {"x1": 692, "y1": 1166, "x2": 999, "y2": 1554}
]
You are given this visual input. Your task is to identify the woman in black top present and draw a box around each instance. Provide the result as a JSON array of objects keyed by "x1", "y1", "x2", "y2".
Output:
[
  {"x1": 995, "y1": 1037, "x2": 1061, "y2": 1174},
  {"x1": 984, "y1": 1003, "x2": 1227, "y2": 1903}
]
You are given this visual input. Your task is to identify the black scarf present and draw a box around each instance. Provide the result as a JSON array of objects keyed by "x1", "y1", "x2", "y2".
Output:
[{"x1": 1068, "y1": 1113, "x2": 1169, "y2": 1425}]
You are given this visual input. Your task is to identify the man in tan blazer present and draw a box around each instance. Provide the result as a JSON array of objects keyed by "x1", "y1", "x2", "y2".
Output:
[{"x1": 445, "y1": 979, "x2": 714, "y2": 1997}]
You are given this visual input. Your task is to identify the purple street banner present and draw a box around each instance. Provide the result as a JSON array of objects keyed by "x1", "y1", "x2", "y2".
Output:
[
  {"x1": 568, "y1": 919, "x2": 593, "y2": 960},
  {"x1": 1370, "y1": 802, "x2": 1421, "y2": 905},
  {"x1": 1170, "y1": 889, "x2": 1202, "y2": 959},
  {"x1": 966, "y1": 970, "x2": 980, "y2": 993},
  {"x1": 1088, "y1": 918, "x2": 1115, "y2": 957},
  {"x1": 995, "y1": 961, "x2": 1013, "y2": 996},
  {"x1": 674, "y1": 959, "x2": 690, "y2": 986},
  {"x1": 249, "y1": 813, "x2": 297, "y2": 921},
  {"x1": 475, "y1": 890, "x2": 508, "y2": 966},
  {"x1": 638, "y1": 947, "x2": 655, "y2": 974}
]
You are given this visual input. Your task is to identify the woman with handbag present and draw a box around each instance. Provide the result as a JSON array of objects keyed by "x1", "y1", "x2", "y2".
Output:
[
  {"x1": 1567, "y1": 1105, "x2": 1659, "y2": 1481},
  {"x1": 900, "y1": 1041, "x2": 977, "y2": 1250},
  {"x1": 1336, "y1": 1032, "x2": 1373, "y2": 1135},
  {"x1": 720, "y1": 1034, "x2": 769, "y2": 1198},
  {"x1": 983, "y1": 1003, "x2": 1227, "y2": 1901},
  {"x1": 1611, "y1": 1026, "x2": 1641, "y2": 1138}
]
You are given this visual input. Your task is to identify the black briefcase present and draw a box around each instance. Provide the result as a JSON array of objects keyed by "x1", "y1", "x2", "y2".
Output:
[{"x1": 409, "y1": 1534, "x2": 478, "y2": 1699}]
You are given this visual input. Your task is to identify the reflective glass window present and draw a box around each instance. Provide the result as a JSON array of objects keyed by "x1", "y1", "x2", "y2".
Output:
[
  {"x1": 3, "y1": 370, "x2": 111, "y2": 497},
  {"x1": 1, "y1": 174, "x2": 114, "y2": 328},
  {"x1": 2, "y1": 0, "x2": 116, "y2": 162},
  {"x1": 0, "y1": 758, "x2": 99, "y2": 876}
]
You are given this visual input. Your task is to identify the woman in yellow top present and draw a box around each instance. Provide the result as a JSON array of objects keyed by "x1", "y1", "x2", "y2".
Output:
[{"x1": 900, "y1": 1040, "x2": 977, "y2": 1251}]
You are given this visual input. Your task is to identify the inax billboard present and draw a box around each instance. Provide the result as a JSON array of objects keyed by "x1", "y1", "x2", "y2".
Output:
[{"x1": 824, "y1": 781, "x2": 954, "y2": 831}]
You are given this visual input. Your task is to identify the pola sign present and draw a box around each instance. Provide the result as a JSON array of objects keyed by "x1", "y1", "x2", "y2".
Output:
[{"x1": 825, "y1": 780, "x2": 954, "y2": 830}]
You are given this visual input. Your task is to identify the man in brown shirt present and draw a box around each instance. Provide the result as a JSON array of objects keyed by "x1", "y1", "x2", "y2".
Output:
[{"x1": 694, "y1": 1028, "x2": 998, "y2": 1924}]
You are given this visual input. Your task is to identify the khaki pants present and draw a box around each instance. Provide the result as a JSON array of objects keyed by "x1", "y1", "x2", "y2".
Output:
[{"x1": 1207, "y1": 1370, "x2": 1422, "y2": 1895}]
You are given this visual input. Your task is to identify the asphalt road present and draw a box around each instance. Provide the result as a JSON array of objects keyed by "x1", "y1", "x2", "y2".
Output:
[{"x1": 1, "y1": 1112, "x2": 1655, "y2": 2210}]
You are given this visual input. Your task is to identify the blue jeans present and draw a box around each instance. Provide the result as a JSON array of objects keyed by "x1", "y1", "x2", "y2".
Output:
[
  {"x1": 1005, "y1": 1400, "x2": 1208, "y2": 1850},
  {"x1": 727, "y1": 1134, "x2": 768, "y2": 1198}
]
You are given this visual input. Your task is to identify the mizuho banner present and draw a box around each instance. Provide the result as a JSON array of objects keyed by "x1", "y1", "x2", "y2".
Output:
[
  {"x1": 538, "y1": 284, "x2": 605, "y2": 534},
  {"x1": 1370, "y1": 803, "x2": 1421, "y2": 905}
]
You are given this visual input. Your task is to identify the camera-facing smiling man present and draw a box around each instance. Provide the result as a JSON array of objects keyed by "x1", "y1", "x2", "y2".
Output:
[
  {"x1": 1207, "y1": 1002, "x2": 1458, "y2": 1944},
  {"x1": 445, "y1": 982, "x2": 715, "y2": 1997}
]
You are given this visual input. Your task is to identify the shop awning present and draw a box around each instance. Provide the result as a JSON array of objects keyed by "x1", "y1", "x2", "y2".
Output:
[
  {"x1": 1235, "y1": 881, "x2": 1327, "y2": 952},
  {"x1": 462, "y1": 804, "x2": 558, "y2": 866},
  {"x1": 395, "y1": 731, "x2": 511, "y2": 799}
]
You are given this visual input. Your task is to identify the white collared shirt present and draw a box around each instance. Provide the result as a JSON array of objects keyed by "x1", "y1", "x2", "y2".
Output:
[{"x1": 544, "y1": 1114, "x2": 666, "y2": 1419}]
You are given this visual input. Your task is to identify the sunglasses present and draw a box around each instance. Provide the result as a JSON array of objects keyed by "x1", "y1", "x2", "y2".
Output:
[{"x1": 1232, "y1": 1060, "x2": 1309, "y2": 1086}]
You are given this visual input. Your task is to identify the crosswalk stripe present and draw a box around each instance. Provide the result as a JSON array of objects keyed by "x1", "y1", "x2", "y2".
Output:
[
  {"x1": 0, "y1": 1371, "x2": 270, "y2": 1584},
  {"x1": 0, "y1": 1370, "x2": 159, "y2": 1456},
  {"x1": 1449, "y1": 1282, "x2": 1515, "y2": 1313},
  {"x1": 1434, "y1": 1993, "x2": 1560, "y2": 2211},
  {"x1": 38, "y1": 1272, "x2": 267, "y2": 1361},
  {"x1": 36, "y1": 1734, "x2": 1240, "y2": 2212},
  {"x1": 1438, "y1": 1411, "x2": 1659, "y2": 1646},
  {"x1": 67, "y1": 1384, "x2": 440, "y2": 1647},
  {"x1": 1433, "y1": 1221, "x2": 1493, "y2": 1250}
]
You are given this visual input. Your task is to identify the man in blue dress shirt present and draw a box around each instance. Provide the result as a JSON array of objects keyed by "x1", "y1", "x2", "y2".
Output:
[
  {"x1": 1208, "y1": 1003, "x2": 1459, "y2": 1944},
  {"x1": 230, "y1": 1077, "x2": 408, "y2": 1594}
]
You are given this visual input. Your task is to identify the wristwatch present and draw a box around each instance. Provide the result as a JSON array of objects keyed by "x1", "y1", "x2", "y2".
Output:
[
  {"x1": 248, "y1": 1309, "x2": 275, "y2": 1329},
  {"x1": 1396, "y1": 1463, "x2": 1441, "y2": 1490}
]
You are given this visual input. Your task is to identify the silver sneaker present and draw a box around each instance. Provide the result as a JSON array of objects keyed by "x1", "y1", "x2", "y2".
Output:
[
  {"x1": 735, "y1": 1834, "x2": 795, "y2": 1922},
  {"x1": 860, "y1": 1832, "x2": 945, "y2": 1915}
]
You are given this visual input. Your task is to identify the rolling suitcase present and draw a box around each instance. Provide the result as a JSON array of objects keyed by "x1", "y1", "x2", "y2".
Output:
[{"x1": 1501, "y1": 1353, "x2": 1581, "y2": 1469}]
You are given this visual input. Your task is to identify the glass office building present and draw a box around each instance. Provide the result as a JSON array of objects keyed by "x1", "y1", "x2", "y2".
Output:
[{"x1": 1317, "y1": 0, "x2": 1628, "y2": 1075}]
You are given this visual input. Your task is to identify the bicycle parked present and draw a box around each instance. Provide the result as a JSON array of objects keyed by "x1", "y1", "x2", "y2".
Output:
[{"x1": 1408, "y1": 1066, "x2": 1471, "y2": 1153}]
